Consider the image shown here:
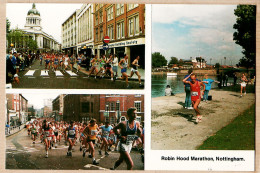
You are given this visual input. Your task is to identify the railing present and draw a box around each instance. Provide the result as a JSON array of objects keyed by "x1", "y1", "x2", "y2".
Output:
[{"x1": 5, "y1": 125, "x2": 24, "y2": 136}]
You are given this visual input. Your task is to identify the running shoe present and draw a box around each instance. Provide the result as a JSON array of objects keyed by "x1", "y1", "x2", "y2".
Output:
[
  {"x1": 92, "y1": 160, "x2": 99, "y2": 165},
  {"x1": 105, "y1": 152, "x2": 109, "y2": 156},
  {"x1": 45, "y1": 153, "x2": 48, "y2": 158}
]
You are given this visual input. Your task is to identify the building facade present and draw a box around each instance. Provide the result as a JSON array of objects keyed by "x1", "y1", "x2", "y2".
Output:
[
  {"x1": 93, "y1": 4, "x2": 145, "y2": 68},
  {"x1": 52, "y1": 94, "x2": 65, "y2": 121},
  {"x1": 62, "y1": 10, "x2": 78, "y2": 55},
  {"x1": 76, "y1": 4, "x2": 94, "y2": 57},
  {"x1": 63, "y1": 94, "x2": 100, "y2": 122},
  {"x1": 6, "y1": 94, "x2": 28, "y2": 126},
  {"x1": 99, "y1": 94, "x2": 144, "y2": 124}
]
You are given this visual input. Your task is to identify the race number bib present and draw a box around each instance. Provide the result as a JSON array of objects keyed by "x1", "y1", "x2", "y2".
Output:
[
  {"x1": 191, "y1": 92, "x2": 198, "y2": 96},
  {"x1": 69, "y1": 130, "x2": 75, "y2": 136},
  {"x1": 103, "y1": 131, "x2": 109, "y2": 136},
  {"x1": 91, "y1": 130, "x2": 97, "y2": 136},
  {"x1": 126, "y1": 135, "x2": 136, "y2": 145},
  {"x1": 47, "y1": 137, "x2": 52, "y2": 140},
  {"x1": 45, "y1": 131, "x2": 50, "y2": 136}
]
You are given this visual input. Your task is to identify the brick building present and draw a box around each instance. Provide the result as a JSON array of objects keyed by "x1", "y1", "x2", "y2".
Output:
[
  {"x1": 93, "y1": 4, "x2": 145, "y2": 68},
  {"x1": 6, "y1": 94, "x2": 28, "y2": 125},
  {"x1": 63, "y1": 94, "x2": 100, "y2": 122},
  {"x1": 52, "y1": 94, "x2": 65, "y2": 121},
  {"x1": 99, "y1": 94, "x2": 144, "y2": 124}
]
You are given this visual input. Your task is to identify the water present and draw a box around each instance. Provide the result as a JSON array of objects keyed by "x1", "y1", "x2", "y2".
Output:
[{"x1": 152, "y1": 74, "x2": 233, "y2": 98}]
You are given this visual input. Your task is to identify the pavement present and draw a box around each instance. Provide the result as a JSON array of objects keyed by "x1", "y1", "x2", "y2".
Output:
[
  {"x1": 10, "y1": 60, "x2": 145, "y2": 89},
  {"x1": 6, "y1": 129, "x2": 144, "y2": 170},
  {"x1": 151, "y1": 90, "x2": 255, "y2": 150}
]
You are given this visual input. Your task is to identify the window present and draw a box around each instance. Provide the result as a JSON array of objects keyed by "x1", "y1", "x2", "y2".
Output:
[
  {"x1": 110, "y1": 116, "x2": 116, "y2": 124},
  {"x1": 110, "y1": 102, "x2": 115, "y2": 111},
  {"x1": 82, "y1": 102, "x2": 90, "y2": 113},
  {"x1": 105, "y1": 102, "x2": 109, "y2": 111},
  {"x1": 116, "y1": 101, "x2": 120, "y2": 111},
  {"x1": 100, "y1": 26, "x2": 103, "y2": 41},
  {"x1": 134, "y1": 101, "x2": 141, "y2": 112},
  {"x1": 91, "y1": 102, "x2": 93, "y2": 113},
  {"x1": 135, "y1": 94, "x2": 142, "y2": 97},
  {"x1": 107, "y1": 25, "x2": 114, "y2": 40},
  {"x1": 128, "y1": 15, "x2": 139, "y2": 37},
  {"x1": 105, "y1": 116, "x2": 109, "y2": 122},
  {"x1": 95, "y1": 28, "x2": 98, "y2": 42},
  {"x1": 99, "y1": 11, "x2": 103, "y2": 23},
  {"x1": 107, "y1": 6, "x2": 114, "y2": 21},
  {"x1": 117, "y1": 21, "x2": 124, "y2": 39},
  {"x1": 116, "y1": 4, "x2": 124, "y2": 16},
  {"x1": 95, "y1": 14, "x2": 98, "y2": 25},
  {"x1": 128, "y1": 4, "x2": 138, "y2": 11}
]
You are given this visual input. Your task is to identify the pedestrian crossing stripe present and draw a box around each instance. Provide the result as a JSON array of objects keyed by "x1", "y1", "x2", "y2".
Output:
[
  {"x1": 55, "y1": 71, "x2": 64, "y2": 76},
  {"x1": 65, "y1": 70, "x2": 77, "y2": 76},
  {"x1": 84, "y1": 164, "x2": 108, "y2": 170},
  {"x1": 25, "y1": 70, "x2": 35, "y2": 76},
  {"x1": 40, "y1": 70, "x2": 49, "y2": 76}
]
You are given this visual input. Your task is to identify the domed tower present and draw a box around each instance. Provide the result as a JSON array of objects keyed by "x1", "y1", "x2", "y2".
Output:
[{"x1": 24, "y1": 3, "x2": 42, "y2": 30}]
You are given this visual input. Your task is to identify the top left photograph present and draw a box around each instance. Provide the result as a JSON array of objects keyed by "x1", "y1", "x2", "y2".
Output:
[{"x1": 6, "y1": 3, "x2": 145, "y2": 89}]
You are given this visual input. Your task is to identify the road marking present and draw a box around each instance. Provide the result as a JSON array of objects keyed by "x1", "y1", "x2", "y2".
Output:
[
  {"x1": 65, "y1": 70, "x2": 78, "y2": 76},
  {"x1": 24, "y1": 70, "x2": 35, "y2": 76},
  {"x1": 84, "y1": 164, "x2": 108, "y2": 170},
  {"x1": 83, "y1": 77, "x2": 89, "y2": 78},
  {"x1": 55, "y1": 71, "x2": 64, "y2": 76},
  {"x1": 43, "y1": 77, "x2": 50, "y2": 79},
  {"x1": 28, "y1": 77, "x2": 35, "y2": 78},
  {"x1": 57, "y1": 77, "x2": 64, "y2": 78},
  {"x1": 40, "y1": 70, "x2": 49, "y2": 76}
]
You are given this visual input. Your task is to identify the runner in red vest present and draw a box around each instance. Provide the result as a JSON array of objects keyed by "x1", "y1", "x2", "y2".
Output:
[{"x1": 183, "y1": 73, "x2": 206, "y2": 123}]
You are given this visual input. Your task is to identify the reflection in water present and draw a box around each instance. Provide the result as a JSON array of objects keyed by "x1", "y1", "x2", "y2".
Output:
[{"x1": 152, "y1": 74, "x2": 224, "y2": 98}]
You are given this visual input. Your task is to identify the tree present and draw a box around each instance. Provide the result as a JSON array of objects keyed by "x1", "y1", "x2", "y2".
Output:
[
  {"x1": 152, "y1": 52, "x2": 167, "y2": 67},
  {"x1": 6, "y1": 18, "x2": 11, "y2": 34},
  {"x1": 233, "y1": 5, "x2": 256, "y2": 68},
  {"x1": 28, "y1": 39, "x2": 38, "y2": 50},
  {"x1": 169, "y1": 57, "x2": 178, "y2": 65}
]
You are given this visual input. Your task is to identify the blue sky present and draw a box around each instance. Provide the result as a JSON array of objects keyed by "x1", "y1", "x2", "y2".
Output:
[{"x1": 152, "y1": 5, "x2": 244, "y2": 65}]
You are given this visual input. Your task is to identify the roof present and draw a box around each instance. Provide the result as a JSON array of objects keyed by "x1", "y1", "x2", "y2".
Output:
[{"x1": 27, "y1": 3, "x2": 40, "y2": 16}]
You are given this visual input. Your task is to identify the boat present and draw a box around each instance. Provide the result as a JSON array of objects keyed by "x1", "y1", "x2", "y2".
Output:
[{"x1": 167, "y1": 72, "x2": 177, "y2": 76}]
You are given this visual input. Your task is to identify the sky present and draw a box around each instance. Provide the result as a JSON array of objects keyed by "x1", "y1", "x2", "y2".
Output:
[
  {"x1": 22, "y1": 93, "x2": 59, "y2": 109},
  {"x1": 152, "y1": 5, "x2": 244, "y2": 65},
  {"x1": 6, "y1": 3, "x2": 83, "y2": 43}
]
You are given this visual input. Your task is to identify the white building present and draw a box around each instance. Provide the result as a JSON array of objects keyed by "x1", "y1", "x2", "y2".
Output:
[{"x1": 22, "y1": 3, "x2": 61, "y2": 53}]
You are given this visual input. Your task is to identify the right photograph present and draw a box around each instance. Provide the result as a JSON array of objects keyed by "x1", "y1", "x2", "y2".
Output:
[{"x1": 151, "y1": 4, "x2": 256, "y2": 150}]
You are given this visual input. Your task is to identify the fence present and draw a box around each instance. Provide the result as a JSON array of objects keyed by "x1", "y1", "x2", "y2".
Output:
[{"x1": 5, "y1": 125, "x2": 24, "y2": 136}]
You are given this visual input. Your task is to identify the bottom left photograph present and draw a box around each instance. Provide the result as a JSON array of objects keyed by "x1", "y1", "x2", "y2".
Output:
[{"x1": 5, "y1": 93, "x2": 144, "y2": 170}]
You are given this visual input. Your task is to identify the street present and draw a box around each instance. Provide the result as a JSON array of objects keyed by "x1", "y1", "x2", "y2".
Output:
[
  {"x1": 6, "y1": 129, "x2": 144, "y2": 170},
  {"x1": 11, "y1": 60, "x2": 144, "y2": 89}
]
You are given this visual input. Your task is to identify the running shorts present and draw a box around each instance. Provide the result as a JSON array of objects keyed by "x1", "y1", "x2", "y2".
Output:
[
  {"x1": 54, "y1": 132, "x2": 58, "y2": 136},
  {"x1": 87, "y1": 139, "x2": 96, "y2": 144},
  {"x1": 64, "y1": 62, "x2": 68, "y2": 66},
  {"x1": 113, "y1": 66, "x2": 118, "y2": 73},
  {"x1": 121, "y1": 68, "x2": 127, "y2": 73},
  {"x1": 118, "y1": 141, "x2": 132, "y2": 153},
  {"x1": 241, "y1": 82, "x2": 246, "y2": 87},
  {"x1": 131, "y1": 68, "x2": 138, "y2": 73}
]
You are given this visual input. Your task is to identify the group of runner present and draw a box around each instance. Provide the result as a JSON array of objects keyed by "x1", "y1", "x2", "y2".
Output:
[
  {"x1": 26, "y1": 107, "x2": 144, "y2": 170},
  {"x1": 39, "y1": 52, "x2": 143, "y2": 88}
]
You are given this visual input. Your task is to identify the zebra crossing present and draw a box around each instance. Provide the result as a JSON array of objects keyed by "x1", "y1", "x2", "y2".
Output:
[{"x1": 24, "y1": 69, "x2": 79, "y2": 78}]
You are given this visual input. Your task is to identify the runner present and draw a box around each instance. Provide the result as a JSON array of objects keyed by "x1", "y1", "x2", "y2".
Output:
[
  {"x1": 54, "y1": 56, "x2": 59, "y2": 71},
  {"x1": 66, "y1": 121, "x2": 77, "y2": 156},
  {"x1": 202, "y1": 74, "x2": 218, "y2": 102},
  {"x1": 95, "y1": 55, "x2": 106, "y2": 78},
  {"x1": 88, "y1": 55, "x2": 99, "y2": 78},
  {"x1": 82, "y1": 119, "x2": 99, "y2": 165},
  {"x1": 44, "y1": 54, "x2": 51, "y2": 72},
  {"x1": 31, "y1": 124, "x2": 37, "y2": 144},
  {"x1": 99, "y1": 122, "x2": 113, "y2": 156},
  {"x1": 104, "y1": 54, "x2": 114, "y2": 81},
  {"x1": 59, "y1": 55, "x2": 64, "y2": 70},
  {"x1": 42, "y1": 120, "x2": 52, "y2": 158},
  {"x1": 129, "y1": 56, "x2": 142, "y2": 87},
  {"x1": 240, "y1": 73, "x2": 248, "y2": 97},
  {"x1": 183, "y1": 73, "x2": 206, "y2": 123},
  {"x1": 76, "y1": 54, "x2": 82, "y2": 73},
  {"x1": 69, "y1": 54, "x2": 75, "y2": 71},
  {"x1": 64, "y1": 54, "x2": 69, "y2": 71},
  {"x1": 110, "y1": 107, "x2": 142, "y2": 170},
  {"x1": 118, "y1": 54, "x2": 129, "y2": 88},
  {"x1": 112, "y1": 54, "x2": 118, "y2": 77}
]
